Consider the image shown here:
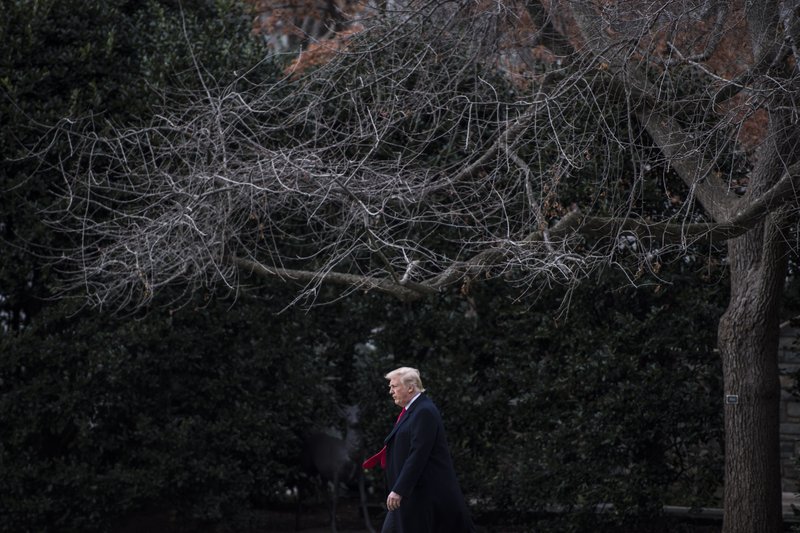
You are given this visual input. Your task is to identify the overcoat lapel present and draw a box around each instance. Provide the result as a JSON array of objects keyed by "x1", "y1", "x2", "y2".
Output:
[{"x1": 383, "y1": 394, "x2": 425, "y2": 444}]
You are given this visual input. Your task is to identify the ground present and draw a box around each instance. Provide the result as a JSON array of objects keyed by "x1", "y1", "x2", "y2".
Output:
[
  {"x1": 113, "y1": 497, "x2": 750, "y2": 532},
  {"x1": 257, "y1": 498, "x2": 724, "y2": 533}
]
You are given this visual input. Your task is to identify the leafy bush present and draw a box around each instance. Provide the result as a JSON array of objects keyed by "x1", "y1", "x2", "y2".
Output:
[
  {"x1": 350, "y1": 268, "x2": 725, "y2": 531},
  {"x1": 1, "y1": 0, "x2": 272, "y2": 331},
  {"x1": 0, "y1": 298, "x2": 332, "y2": 532},
  {"x1": 0, "y1": 272, "x2": 726, "y2": 532}
]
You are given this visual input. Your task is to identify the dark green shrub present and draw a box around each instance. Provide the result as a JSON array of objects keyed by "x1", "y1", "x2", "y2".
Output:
[
  {"x1": 0, "y1": 298, "x2": 332, "y2": 532},
  {"x1": 350, "y1": 268, "x2": 725, "y2": 532},
  {"x1": 0, "y1": 0, "x2": 272, "y2": 331}
]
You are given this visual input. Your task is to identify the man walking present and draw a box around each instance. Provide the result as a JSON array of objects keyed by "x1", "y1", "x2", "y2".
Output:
[{"x1": 363, "y1": 366, "x2": 475, "y2": 533}]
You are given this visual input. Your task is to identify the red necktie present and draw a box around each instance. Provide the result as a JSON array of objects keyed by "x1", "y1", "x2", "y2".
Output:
[{"x1": 362, "y1": 408, "x2": 406, "y2": 470}]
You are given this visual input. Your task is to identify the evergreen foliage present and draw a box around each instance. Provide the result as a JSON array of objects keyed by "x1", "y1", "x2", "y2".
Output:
[
  {"x1": 0, "y1": 2, "x2": 731, "y2": 531},
  {"x1": 0, "y1": 297, "x2": 339, "y2": 531},
  {"x1": 351, "y1": 267, "x2": 726, "y2": 531},
  {"x1": 0, "y1": 0, "x2": 268, "y2": 331}
]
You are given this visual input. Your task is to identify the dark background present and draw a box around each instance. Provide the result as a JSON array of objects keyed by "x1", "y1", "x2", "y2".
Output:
[{"x1": 3, "y1": 1, "x2": 795, "y2": 531}]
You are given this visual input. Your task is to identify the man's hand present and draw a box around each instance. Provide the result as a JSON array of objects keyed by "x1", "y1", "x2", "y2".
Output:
[{"x1": 386, "y1": 491, "x2": 402, "y2": 511}]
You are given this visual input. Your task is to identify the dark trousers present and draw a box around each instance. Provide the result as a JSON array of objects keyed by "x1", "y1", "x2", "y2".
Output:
[{"x1": 381, "y1": 510, "x2": 396, "y2": 533}]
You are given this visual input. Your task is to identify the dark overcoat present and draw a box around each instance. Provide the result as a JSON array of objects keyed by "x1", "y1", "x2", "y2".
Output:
[{"x1": 384, "y1": 393, "x2": 474, "y2": 533}]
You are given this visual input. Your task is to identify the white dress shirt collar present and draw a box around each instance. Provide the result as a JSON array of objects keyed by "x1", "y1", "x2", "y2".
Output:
[{"x1": 405, "y1": 392, "x2": 422, "y2": 409}]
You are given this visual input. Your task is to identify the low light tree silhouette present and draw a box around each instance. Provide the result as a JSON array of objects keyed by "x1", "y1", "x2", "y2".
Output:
[{"x1": 45, "y1": 2, "x2": 800, "y2": 531}]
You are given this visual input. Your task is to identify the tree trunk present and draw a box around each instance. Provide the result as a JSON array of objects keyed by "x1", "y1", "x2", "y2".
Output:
[{"x1": 718, "y1": 220, "x2": 786, "y2": 533}]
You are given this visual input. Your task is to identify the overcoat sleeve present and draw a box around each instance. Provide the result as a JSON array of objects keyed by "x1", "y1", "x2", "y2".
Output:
[{"x1": 391, "y1": 406, "x2": 437, "y2": 497}]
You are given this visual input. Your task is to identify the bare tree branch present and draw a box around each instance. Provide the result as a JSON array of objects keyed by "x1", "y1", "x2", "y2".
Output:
[
  {"x1": 231, "y1": 256, "x2": 429, "y2": 300},
  {"x1": 231, "y1": 154, "x2": 800, "y2": 303},
  {"x1": 38, "y1": 2, "x2": 800, "y2": 531},
  {"x1": 44, "y1": 0, "x2": 800, "y2": 311},
  {"x1": 638, "y1": 107, "x2": 737, "y2": 220}
]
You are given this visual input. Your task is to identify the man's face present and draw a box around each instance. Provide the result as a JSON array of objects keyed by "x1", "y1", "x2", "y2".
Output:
[{"x1": 389, "y1": 376, "x2": 415, "y2": 408}]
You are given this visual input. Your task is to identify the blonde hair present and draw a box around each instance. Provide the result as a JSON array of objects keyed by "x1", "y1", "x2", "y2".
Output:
[{"x1": 385, "y1": 366, "x2": 426, "y2": 393}]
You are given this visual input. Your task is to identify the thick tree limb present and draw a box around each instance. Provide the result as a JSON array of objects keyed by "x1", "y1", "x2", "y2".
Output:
[
  {"x1": 639, "y1": 108, "x2": 737, "y2": 221},
  {"x1": 565, "y1": 0, "x2": 742, "y2": 221},
  {"x1": 234, "y1": 160, "x2": 800, "y2": 302},
  {"x1": 537, "y1": 164, "x2": 800, "y2": 250},
  {"x1": 231, "y1": 256, "x2": 433, "y2": 301}
]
